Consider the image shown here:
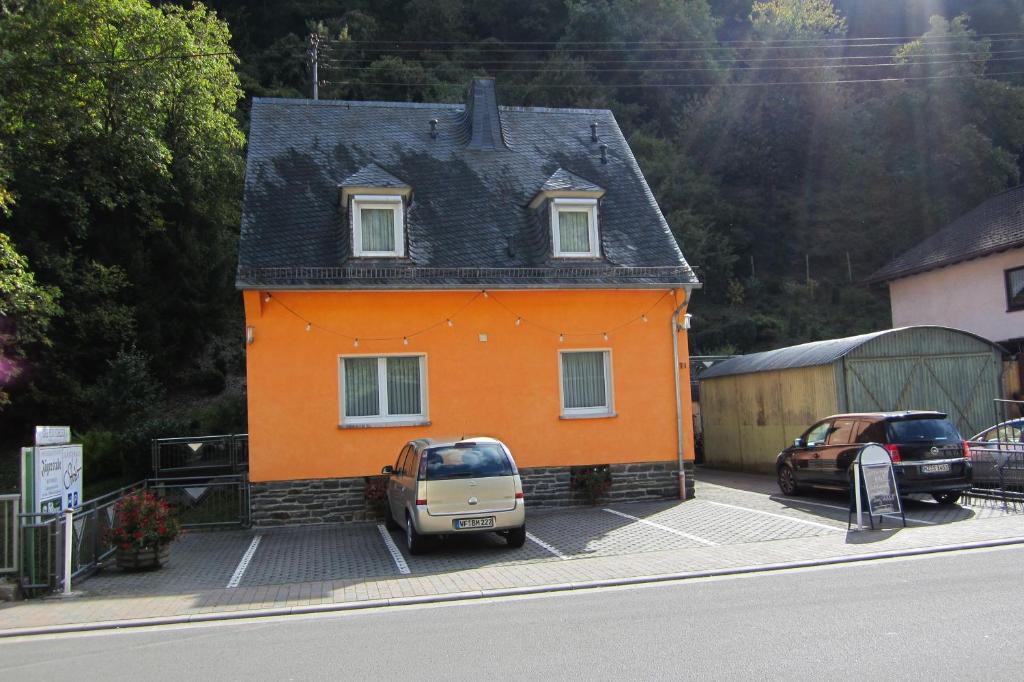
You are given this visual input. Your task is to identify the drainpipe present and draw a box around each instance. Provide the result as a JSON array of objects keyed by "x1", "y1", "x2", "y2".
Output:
[{"x1": 671, "y1": 289, "x2": 692, "y2": 500}]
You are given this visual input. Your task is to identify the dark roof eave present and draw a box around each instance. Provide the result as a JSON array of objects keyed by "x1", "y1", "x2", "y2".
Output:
[
  {"x1": 236, "y1": 281, "x2": 701, "y2": 291},
  {"x1": 866, "y1": 239, "x2": 1024, "y2": 284}
]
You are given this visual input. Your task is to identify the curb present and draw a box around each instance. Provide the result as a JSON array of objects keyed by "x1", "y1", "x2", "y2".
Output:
[{"x1": 3, "y1": 535, "x2": 1024, "y2": 638}]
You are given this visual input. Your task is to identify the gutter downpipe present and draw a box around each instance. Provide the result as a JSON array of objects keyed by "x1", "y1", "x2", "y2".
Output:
[{"x1": 671, "y1": 285, "x2": 697, "y2": 501}]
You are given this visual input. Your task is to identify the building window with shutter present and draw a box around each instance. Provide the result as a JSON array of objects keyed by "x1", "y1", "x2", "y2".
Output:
[
  {"x1": 551, "y1": 198, "x2": 599, "y2": 258},
  {"x1": 559, "y1": 350, "x2": 614, "y2": 418},
  {"x1": 339, "y1": 355, "x2": 427, "y2": 426},
  {"x1": 352, "y1": 195, "x2": 405, "y2": 257},
  {"x1": 1007, "y1": 266, "x2": 1024, "y2": 312}
]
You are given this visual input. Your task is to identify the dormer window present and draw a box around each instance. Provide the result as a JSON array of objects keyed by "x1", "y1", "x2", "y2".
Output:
[
  {"x1": 551, "y1": 198, "x2": 599, "y2": 258},
  {"x1": 353, "y1": 195, "x2": 405, "y2": 257}
]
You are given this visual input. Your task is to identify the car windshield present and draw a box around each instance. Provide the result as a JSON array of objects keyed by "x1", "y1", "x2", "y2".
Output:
[
  {"x1": 887, "y1": 419, "x2": 961, "y2": 443},
  {"x1": 424, "y1": 444, "x2": 514, "y2": 480}
]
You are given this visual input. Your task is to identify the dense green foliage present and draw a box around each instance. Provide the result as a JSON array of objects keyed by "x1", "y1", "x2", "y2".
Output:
[{"x1": 3, "y1": 0, "x2": 1024, "y2": 490}]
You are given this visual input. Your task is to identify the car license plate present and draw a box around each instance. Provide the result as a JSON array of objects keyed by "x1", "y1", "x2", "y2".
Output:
[
  {"x1": 454, "y1": 517, "x2": 494, "y2": 530},
  {"x1": 921, "y1": 463, "x2": 951, "y2": 474}
]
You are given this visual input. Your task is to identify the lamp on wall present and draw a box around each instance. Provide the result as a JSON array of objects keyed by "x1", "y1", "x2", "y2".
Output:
[
  {"x1": 246, "y1": 326, "x2": 255, "y2": 345},
  {"x1": 682, "y1": 313, "x2": 693, "y2": 330}
]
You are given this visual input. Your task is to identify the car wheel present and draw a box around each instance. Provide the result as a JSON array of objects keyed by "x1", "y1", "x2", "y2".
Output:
[
  {"x1": 405, "y1": 515, "x2": 427, "y2": 555},
  {"x1": 932, "y1": 491, "x2": 962, "y2": 505},
  {"x1": 384, "y1": 504, "x2": 399, "y2": 531},
  {"x1": 778, "y1": 465, "x2": 800, "y2": 496},
  {"x1": 505, "y1": 524, "x2": 526, "y2": 549}
]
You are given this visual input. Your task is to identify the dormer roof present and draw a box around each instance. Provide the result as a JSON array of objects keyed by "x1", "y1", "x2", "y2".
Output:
[
  {"x1": 528, "y1": 168, "x2": 606, "y2": 208},
  {"x1": 340, "y1": 163, "x2": 411, "y2": 205}
]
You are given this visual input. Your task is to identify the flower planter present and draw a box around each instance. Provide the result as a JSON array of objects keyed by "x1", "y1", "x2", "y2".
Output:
[{"x1": 116, "y1": 544, "x2": 171, "y2": 571}]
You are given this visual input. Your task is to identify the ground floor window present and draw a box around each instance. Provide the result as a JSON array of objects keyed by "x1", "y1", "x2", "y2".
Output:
[
  {"x1": 340, "y1": 355, "x2": 426, "y2": 425},
  {"x1": 559, "y1": 350, "x2": 613, "y2": 417}
]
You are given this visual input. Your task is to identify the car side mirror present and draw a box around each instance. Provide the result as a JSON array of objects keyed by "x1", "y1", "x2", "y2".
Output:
[
  {"x1": 381, "y1": 465, "x2": 394, "y2": 475},
  {"x1": 794, "y1": 438, "x2": 805, "y2": 448}
]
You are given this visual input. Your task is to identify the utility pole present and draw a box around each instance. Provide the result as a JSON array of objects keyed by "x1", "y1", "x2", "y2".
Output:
[{"x1": 308, "y1": 33, "x2": 320, "y2": 100}]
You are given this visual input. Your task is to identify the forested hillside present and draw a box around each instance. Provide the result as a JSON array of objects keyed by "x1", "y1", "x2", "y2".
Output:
[{"x1": 2, "y1": 0, "x2": 1024, "y2": 488}]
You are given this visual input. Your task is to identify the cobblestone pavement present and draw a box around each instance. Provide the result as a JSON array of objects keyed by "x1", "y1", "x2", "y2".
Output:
[{"x1": 2, "y1": 469, "x2": 1023, "y2": 634}]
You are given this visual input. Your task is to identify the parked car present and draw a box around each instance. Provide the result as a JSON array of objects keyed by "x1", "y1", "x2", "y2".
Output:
[
  {"x1": 776, "y1": 411, "x2": 972, "y2": 504},
  {"x1": 382, "y1": 437, "x2": 526, "y2": 555},
  {"x1": 971, "y1": 418, "x2": 1024, "y2": 446}
]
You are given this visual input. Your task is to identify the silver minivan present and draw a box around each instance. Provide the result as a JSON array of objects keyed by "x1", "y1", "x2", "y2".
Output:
[{"x1": 381, "y1": 437, "x2": 526, "y2": 555}]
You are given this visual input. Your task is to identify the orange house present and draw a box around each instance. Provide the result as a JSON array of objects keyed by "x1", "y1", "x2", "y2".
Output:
[{"x1": 238, "y1": 79, "x2": 700, "y2": 525}]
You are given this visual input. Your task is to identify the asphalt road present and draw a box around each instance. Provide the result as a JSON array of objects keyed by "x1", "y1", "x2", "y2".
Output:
[{"x1": 3, "y1": 545, "x2": 1022, "y2": 681}]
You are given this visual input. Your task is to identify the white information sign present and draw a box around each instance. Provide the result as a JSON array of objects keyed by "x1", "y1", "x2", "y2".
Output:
[
  {"x1": 34, "y1": 445, "x2": 83, "y2": 514},
  {"x1": 35, "y1": 425, "x2": 71, "y2": 447}
]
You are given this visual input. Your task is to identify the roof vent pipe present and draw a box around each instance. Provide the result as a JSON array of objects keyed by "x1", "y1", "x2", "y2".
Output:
[
  {"x1": 599, "y1": 143, "x2": 608, "y2": 164},
  {"x1": 429, "y1": 119, "x2": 438, "y2": 139},
  {"x1": 590, "y1": 122, "x2": 598, "y2": 142}
]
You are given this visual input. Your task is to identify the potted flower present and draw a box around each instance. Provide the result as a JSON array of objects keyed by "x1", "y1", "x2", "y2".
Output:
[{"x1": 106, "y1": 490, "x2": 181, "y2": 570}]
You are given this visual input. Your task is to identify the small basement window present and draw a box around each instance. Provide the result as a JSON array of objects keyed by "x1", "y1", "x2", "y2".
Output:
[
  {"x1": 559, "y1": 350, "x2": 613, "y2": 418},
  {"x1": 551, "y1": 198, "x2": 599, "y2": 258},
  {"x1": 340, "y1": 355, "x2": 426, "y2": 426},
  {"x1": 1007, "y1": 266, "x2": 1024, "y2": 312},
  {"x1": 352, "y1": 195, "x2": 405, "y2": 257}
]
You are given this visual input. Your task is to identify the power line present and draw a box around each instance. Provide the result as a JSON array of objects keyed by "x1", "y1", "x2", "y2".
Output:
[
  {"x1": 319, "y1": 47, "x2": 1024, "y2": 68},
  {"x1": 319, "y1": 69, "x2": 1024, "y2": 89},
  {"x1": 320, "y1": 55, "x2": 1020, "y2": 75}
]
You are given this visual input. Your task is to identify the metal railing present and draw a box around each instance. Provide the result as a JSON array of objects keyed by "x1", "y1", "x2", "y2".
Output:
[
  {"x1": 151, "y1": 434, "x2": 248, "y2": 477},
  {"x1": 0, "y1": 494, "x2": 19, "y2": 575},
  {"x1": 18, "y1": 475, "x2": 249, "y2": 596},
  {"x1": 965, "y1": 440, "x2": 1024, "y2": 511}
]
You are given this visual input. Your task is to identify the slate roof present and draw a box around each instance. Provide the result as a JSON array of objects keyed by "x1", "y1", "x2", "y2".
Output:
[
  {"x1": 868, "y1": 185, "x2": 1024, "y2": 283},
  {"x1": 340, "y1": 163, "x2": 409, "y2": 189},
  {"x1": 539, "y1": 168, "x2": 604, "y2": 193},
  {"x1": 236, "y1": 79, "x2": 696, "y2": 289}
]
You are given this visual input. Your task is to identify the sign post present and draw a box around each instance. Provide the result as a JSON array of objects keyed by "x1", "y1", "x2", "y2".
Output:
[{"x1": 849, "y1": 443, "x2": 906, "y2": 531}]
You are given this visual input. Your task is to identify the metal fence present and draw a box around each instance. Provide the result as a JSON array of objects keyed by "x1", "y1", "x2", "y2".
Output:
[
  {"x1": 965, "y1": 441, "x2": 1024, "y2": 511},
  {"x1": 17, "y1": 475, "x2": 249, "y2": 596},
  {"x1": 152, "y1": 434, "x2": 248, "y2": 477},
  {"x1": 0, "y1": 494, "x2": 19, "y2": 575}
]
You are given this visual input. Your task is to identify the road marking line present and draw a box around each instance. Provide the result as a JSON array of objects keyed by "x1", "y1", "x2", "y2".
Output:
[
  {"x1": 377, "y1": 524, "x2": 411, "y2": 575},
  {"x1": 602, "y1": 508, "x2": 718, "y2": 546},
  {"x1": 226, "y1": 536, "x2": 262, "y2": 588},
  {"x1": 771, "y1": 498, "x2": 940, "y2": 525},
  {"x1": 526, "y1": 532, "x2": 569, "y2": 560},
  {"x1": 703, "y1": 500, "x2": 842, "y2": 531}
]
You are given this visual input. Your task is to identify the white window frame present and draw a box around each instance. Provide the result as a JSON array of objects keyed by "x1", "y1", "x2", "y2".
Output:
[
  {"x1": 550, "y1": 198, "x2": 599, "y2": 258},
  {"x1": 352, "y1": 194, "x2": 405, "y2": 257},
  {"x1": 338, "y1": 354, "x2": 428, "y2": 426},
  {"x1": 558, "y1": 349, "x2": 614, "y2": 418}
]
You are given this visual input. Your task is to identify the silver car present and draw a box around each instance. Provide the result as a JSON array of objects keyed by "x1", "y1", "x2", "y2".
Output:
[{"x1": 382, "y1": 437, "x2": 527, "y2": 555}]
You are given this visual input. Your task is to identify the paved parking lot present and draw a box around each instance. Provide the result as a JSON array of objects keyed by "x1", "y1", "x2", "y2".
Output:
[{"x1": 76, "y1": 468, "x2": 1023, "y2": 598}]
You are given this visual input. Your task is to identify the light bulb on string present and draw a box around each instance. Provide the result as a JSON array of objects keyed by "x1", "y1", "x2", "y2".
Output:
[
  {"x1": 403, "y1": 337, "x2": 409, "y2": 346},
  {"x1": 305, "y1": 322, "x2": 312, "y2": 332},
  {"x1": 264, "y1": 293, "x2": 271, "y2": 303},
  {"x1": 482, "y1": 290, "x2": 489, "y2": 298},
  {"x1": 515, "y1": 317, "x2": 521, "y2": 326},
  {"x1": 603, "y1": 332, "x2": 608, "y2": 341},
  {"x1": 641, "y1": 314, "x2": 648, "y2": 323},
  {"x1": 447, "y1": 319, "x2": 453, "y2": 327},
  {"x1": 353, "y1": 338, "x2": 359, "y2": 348},
  {"x1": 559, "y1": 333, "x2": 565, "y2": 343}
]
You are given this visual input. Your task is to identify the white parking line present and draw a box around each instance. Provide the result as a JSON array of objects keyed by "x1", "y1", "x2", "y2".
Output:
[
  {"x1": 602, "y1": 508, "x2": 718, "y2": 546},
  {"x1": 703, "y1": 500, "x2": 841, "y2": 531},
  {"x1": 527, "y1": 532, "x2": 569, "y2": 560},
  {"x1": 377, "y1": 524, "x2": 411, "y2": 575},
  {"x1": 226, "y1": 536, "x2": 262, "y2": 588},
  {"x1": 772, "y1": 498, "x2": 939, "y2": 525}
]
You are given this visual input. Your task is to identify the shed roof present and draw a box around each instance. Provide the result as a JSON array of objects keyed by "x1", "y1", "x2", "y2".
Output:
[
  {"x1": 699, "y1": 326, "x2": 1003, "y2": 380},
  {"x1": 868, "y1": 185, "x2": 1024, "y2": 283}
]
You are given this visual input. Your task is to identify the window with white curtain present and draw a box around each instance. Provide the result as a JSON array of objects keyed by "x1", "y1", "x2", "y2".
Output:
[
  {"x1": 551, "y1": 198, "x2": 599, "y2": 257},
  {"x1": 559, "y1": 350, "x2": 613, "y2": 417},
  {"x1": 353, "y1": 195, "x2": 405, "y2": 257},
  {"x1": 340, "y1": 355, "x2": 426, "y2": 425}
]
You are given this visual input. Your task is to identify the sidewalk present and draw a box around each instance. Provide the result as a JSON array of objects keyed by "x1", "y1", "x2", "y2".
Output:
[{"x1": 2, "y1": 476, "x2": 1022, "y2": 636}]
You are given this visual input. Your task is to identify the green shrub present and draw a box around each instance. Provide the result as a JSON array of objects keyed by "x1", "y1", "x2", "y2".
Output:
[{"x1": 571, "y1": 465, "x2": 612, "y2": 505}]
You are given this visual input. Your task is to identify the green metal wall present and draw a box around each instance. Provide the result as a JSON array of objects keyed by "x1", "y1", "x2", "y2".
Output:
[{"x1": 842, "y1": 327, "x2": 1004, "y2": 438}]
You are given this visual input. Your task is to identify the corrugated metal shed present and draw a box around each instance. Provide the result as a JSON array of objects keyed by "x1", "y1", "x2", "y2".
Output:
[{"x1": 699, "y1": 326, "x2": 1006, "y2": 474}]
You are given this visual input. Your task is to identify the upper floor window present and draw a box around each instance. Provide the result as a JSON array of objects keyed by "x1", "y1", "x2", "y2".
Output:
[
  {"x1": 1007, "y1": 266, "x2": 1024, "y2": 312},
  {"x1": 551, "y1": 198, "x2": 599, "y2": 258},
  {"x1": 340, "y1": 354, "x2": 426, "y2": 426},
  {"x1": 559, "y1": 349, "x2": 614, "y2": 418},
  {"x1": 353, "y1": 195, "x2": 405, "y2": 257}
]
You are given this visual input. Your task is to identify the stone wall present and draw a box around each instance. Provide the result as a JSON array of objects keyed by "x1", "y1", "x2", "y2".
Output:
[{"x1": 250, "y1": 460, "x2": 697, "y2": 527}]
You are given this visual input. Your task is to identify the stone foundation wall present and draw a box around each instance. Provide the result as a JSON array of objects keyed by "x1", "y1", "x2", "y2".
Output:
[{"x1": 250, "y1": 460, "x2": 698, "y2": 527}]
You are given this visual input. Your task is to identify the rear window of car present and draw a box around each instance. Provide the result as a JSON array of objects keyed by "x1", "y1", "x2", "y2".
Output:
[
  {"x1": 424, "y1": 444, "x2": 514, "y2": 480},
  {"x1": 887, "y1": 419, "x2": 961, "y2": 443}
]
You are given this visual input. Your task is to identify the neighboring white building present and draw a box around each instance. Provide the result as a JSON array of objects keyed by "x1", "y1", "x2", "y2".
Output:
[{"x1": 870, "y1": 186, "x2": 1024, "y2": 352}]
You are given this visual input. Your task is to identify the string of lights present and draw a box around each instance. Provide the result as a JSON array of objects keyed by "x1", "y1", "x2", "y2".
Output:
[{"x1": 262, "y1": 289, "x2": 675, "y2": 347}]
